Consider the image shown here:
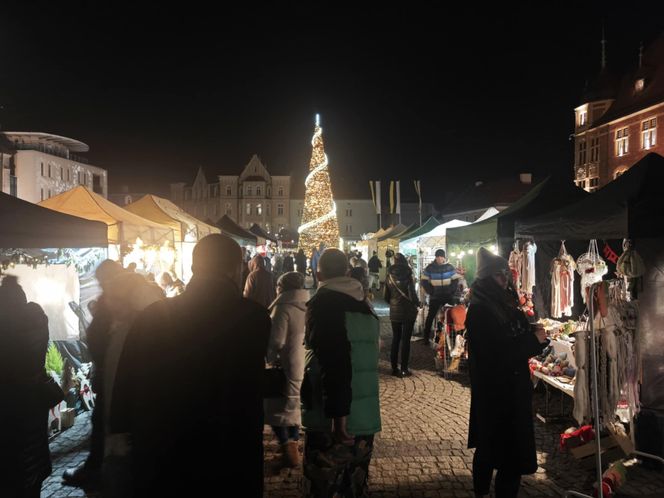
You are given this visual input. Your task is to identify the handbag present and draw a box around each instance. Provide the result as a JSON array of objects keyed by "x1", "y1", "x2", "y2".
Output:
[
  {"x1": 262, "y1": 366, "x2": 288, "y2": 398},
  {"x1": 38, "y1": 373, "x2": 65, "y2": 409}
]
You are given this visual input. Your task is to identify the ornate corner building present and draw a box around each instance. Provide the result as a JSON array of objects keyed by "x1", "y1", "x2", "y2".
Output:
[
  {"x1": 573, "y1": 35, "x2": 664, "y2": 192},
  {"x1": 170, "y1": 154, "x2": 291, "y2": 234}
]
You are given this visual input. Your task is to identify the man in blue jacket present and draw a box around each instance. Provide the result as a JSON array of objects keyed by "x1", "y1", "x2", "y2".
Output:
[{"x1": 421, "y1": 249, "x2": 461, "y2": 343}]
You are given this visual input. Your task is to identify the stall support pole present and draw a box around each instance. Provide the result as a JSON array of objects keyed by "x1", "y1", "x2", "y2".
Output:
[
  {"x1": 565, "y1": 282, "x2": 603, "y2": 498},
  {"x1": 588, "y1": 283, "x2": 604, "y2": 498}
]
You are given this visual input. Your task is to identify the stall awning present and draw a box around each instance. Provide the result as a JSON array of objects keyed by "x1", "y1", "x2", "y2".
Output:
[
  {"x1": 125, "y1": 194, "x2": 219, "y2": 242},
  {"x1": 216, "y1": 215, "x2": 258, "y2": 245},
  {"x1": 515, "y1": 153, "x2": 664, "y2": 240},
  {"x1": 448, "y1": 175, "x2": 587, "y2": 247},
  {"x1": 0, "y1": 192, "x2": 108, "y2": 248},
  {"x1": 396, "y1": 217, "x2": 440, "y2": 241},
  {"x1": 39, "y1": 186, "x2": 174, "y2": 245},
  {"x1": 377, "y1": 224, "x2": 409, "y2": 242},
  {"x1": 250, "y1": 224, "x2": 277, "y2": 243}
]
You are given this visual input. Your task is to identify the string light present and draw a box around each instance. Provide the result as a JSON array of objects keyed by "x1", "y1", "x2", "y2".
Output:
[{"x1": 298, "y1": 115, "x2": 340, "y2": 251}]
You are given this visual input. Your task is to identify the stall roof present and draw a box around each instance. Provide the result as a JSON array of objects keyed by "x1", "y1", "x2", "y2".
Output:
[
  {"x1": 39, "y1": 186, "x2": 174, "y2": 245},
  {"x1": 515, "y1": 153, "x2": 664, "y2": 240},
  {"x1": 0, "y1": 192, "x2": 108, "y2": 248},
  {"x1": 396, "y1": 217, "x2": 440, "y2": 241},
  {"x1": 377, "y1": 223, "x2": 410, "y2": 241},
  {"x1": 216, "y1": 215, "x2": 258, "y2": 245},
  {"x1": 447, "y1": 175, "x2": 587, "y2": 246},
  {"x1": 249, "y1": 223, "x2": 277, "y2": 242},
  {"x1": 125, "y1": 194, "x2": 219, "y2": 242}
]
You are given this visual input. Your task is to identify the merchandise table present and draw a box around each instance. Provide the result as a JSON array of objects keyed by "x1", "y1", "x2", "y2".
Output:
[{"x1": 533, "y1": 370, "x2": 575, "y2": 423}]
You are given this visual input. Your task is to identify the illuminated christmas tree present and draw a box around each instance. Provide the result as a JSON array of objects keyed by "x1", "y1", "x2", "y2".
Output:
[{"x1": 298, "y1": 114, "x2": 340, "y2": 251}]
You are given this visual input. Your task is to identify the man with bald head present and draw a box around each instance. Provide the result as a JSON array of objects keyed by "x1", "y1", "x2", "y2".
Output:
[
  {"x1": 301, "y1": 248, "x2": 381, "y2": 497},
  {"x1": 111, "y1": 234, "x2": 270, "y2": 497}
]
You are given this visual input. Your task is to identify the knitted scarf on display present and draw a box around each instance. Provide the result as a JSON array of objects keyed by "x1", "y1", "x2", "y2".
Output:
[{"x1": 469, "y1": 277, "x2": 520, "y2": 326}]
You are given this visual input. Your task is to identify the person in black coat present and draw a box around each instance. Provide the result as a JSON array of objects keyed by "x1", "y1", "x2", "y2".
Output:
[
  {"x1": 466, "y1": 248, "x2": 548, "y2": 498},
  {"x1": 295, "y1": 249, "x2": 307, "y2": 276},
  {"x1": 0, "y1": 275, "x2": 58, "y2": 498},
  {"x1": 110, "y1": 234, "x2": 271, "y2": 498},
  {"x1": 282, "y1": 252, "x2": 295, "y2": 273},
  {"x1": 383, "y1": 253, "x2": 420, "y2": 377}
]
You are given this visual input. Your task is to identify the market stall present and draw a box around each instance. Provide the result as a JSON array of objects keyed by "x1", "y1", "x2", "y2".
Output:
[
  {"x1": 514, "y1": 153, "x2": 664, "y2": 491},
  {"x1": 125, "y1": 194, "x2": 220, "y2": 281},
  {"x1": 1, "y1": 192, "x2": 108, "y2": 340},
  {"x1": 216, "y1": 215, "x2": 258, "y2": 249},
  {"x1": 445, "y1": 175, "x2": 586, "y2": 278},
  {"x1": 39, "y1": 186, "x2": 175, "y2": 275}
]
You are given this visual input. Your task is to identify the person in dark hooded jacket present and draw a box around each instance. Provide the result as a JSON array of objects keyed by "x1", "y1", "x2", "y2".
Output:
[
  {"x1": 110, "y1": 234, "x2": 270, "y2": 498},
  {"x1": 244, "y1": 254, "x2": 276, "y2": 308},
  {"x1": 384, "y1": 253, "x2": 420, "y2": 377},
  {"x1": 466, "y1": 247, "x2": 548, "y2": 498}
]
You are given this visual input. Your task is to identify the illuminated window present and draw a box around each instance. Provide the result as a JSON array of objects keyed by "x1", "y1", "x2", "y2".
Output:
[
  {"x1": 226, "y1": 186, "x2": 232, "y2": 196},
  {"x1": 635, "y1": 78, "x2": 645, "y2": 92},
  {"x1": 616, "y1": 128, "x2": 629, "y2": 156},
  {"x1": 278, "y1": 186, "x2": 284, "y2": 197},
  {"x1": 590, "y1": 137, "x2": 599, "y2": 162},
  {"x1": 277, "y1": 203, "x2": 284, "y2": 216},
  {"x1": 257, "y1": 203, "x2": 263, "y2": 215},
  {"x1": 246, "y1": 203, "x2": 251, "y2": 215},
  {"x1": 577, "y1": 140, "x2": 587, "y2": 165},
  {"x1": 579, "y1": 110, "x2": 587, "y2": 127},
  {"x1": 642, "y1": 118, "x2": 657, "y2": 149}
]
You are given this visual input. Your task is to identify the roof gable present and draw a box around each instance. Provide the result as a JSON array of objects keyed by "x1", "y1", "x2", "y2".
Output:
[{"x1": 240, "y1": 154, "x2": 271, "y2": 183}]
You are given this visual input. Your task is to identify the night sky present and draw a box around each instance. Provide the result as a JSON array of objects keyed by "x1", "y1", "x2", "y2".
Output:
[{"x1": 1, "y1": 5, "x2": 662, "y2": 206}]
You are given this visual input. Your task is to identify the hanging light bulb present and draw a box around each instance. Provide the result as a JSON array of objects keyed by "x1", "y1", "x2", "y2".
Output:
[{"x1": 468, "y1": 249, "x2": 474, "y2": 255}]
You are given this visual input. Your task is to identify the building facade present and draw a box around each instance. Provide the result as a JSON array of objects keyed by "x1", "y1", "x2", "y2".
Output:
[
  {"x1": 290, "y1": 198, "x2": 436, "y2": 244},
  {"x1": 573, "y1": 36, "x2": 664, "y2": 192},
  {"x1": 170, "y1": 154, "x2": 291, "y2": 233},
  {"x1": 0, "y1": 132, "x2": 107, "y2": 203}
]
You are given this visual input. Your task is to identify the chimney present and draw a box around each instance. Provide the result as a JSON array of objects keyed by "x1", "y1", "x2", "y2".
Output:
[{"x1": 519, "y1": 173, "x2": 532, "y2": 185}]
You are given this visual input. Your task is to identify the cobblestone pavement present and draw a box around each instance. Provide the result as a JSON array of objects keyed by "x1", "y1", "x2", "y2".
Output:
[{"x1": 44, "y1": 300, "x2": 664, "y2": 497}]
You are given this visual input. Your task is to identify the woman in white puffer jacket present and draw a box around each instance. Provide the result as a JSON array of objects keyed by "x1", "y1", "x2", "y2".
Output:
[{"x1": 264, "y1": 271, "x2": 309, "y2": 468}]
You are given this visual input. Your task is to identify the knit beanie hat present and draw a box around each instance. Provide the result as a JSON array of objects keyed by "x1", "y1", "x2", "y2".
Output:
[
  {"x1": 476, "y1": 247, "x2": 509, "y2": 280},
  {"x1": 277, "y1": 271, "x2": 305, "y2": 292}
]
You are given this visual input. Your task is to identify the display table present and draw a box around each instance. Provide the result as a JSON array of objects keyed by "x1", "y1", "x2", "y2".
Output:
[
  {"x1": 533, "y1": 370, "x2": 575, "y2": 398},
  {"x1": 533, "y1": 370, "x2": 575, "y2": 423}
]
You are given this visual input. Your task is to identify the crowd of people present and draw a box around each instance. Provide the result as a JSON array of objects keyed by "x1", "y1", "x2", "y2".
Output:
[{"x1": 2, "y1": 236, "x2": 549, "y2": 498}]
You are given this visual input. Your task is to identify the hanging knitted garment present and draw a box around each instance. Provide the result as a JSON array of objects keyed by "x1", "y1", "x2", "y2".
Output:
[
  {"x1": 521, "y1": 242, "x2": 537, "y2": 295},
  {"x1": 551, "y1": 259, "x2": 562, "y2": 318},
  {"x1": 573, "y1": 328, "x2": 590, "y2": 425},
  {"x1": 508, "y1": 247, "x2": 523, "y2": 290}
]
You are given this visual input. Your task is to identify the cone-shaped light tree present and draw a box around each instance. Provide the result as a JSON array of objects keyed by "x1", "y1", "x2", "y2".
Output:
[{"x1": 298, "y1": 114, "x2": 340, "y2": 251}]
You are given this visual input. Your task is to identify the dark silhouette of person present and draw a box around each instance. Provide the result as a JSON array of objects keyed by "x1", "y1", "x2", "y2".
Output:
[
  {"x1": 1, "y1": 275, "x2": 61, "y2": 498},
  {"x1": 110, "y1": 234, "x2": 271, "y2": 497}
]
